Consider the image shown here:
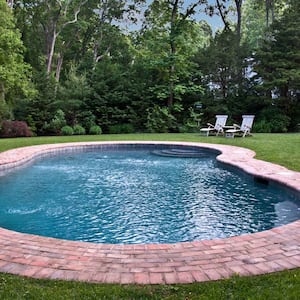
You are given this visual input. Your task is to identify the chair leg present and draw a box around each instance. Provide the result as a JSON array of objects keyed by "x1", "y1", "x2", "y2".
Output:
[
  {"x1": 242, "y1": 130, "x2": 248, "y2": 138},
  {"x1": 225, "y1": 132, "x2": 234, "y2": 138}
]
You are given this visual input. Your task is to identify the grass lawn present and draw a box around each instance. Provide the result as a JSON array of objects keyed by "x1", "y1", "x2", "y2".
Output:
[
  {"x1": 0, "y1": 133, "x2": 299, "y2": 299},
  {"x1": 0, "y1": 133, "x2": 299, "y2": 171}
]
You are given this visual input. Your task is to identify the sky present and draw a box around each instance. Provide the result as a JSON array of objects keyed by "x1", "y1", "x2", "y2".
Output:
[
  {"x1": 124, "y1": 0, "x2": 225, "y2": 33},
  {"x1": 182, "y1": 0, "x2": 225, "y2": 31}
]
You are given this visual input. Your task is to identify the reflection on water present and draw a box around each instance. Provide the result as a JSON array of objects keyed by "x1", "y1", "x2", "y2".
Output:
[{"x1": 0, "y1": 149, "x2": 299, "y2": 244}]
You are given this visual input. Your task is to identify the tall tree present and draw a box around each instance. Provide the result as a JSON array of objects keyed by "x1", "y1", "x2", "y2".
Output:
[
  {"x1": 76, "y1": 1, "x2": 145, "y2": 67},
  {"x1": 242, "y1": 0, "x2": 287, "y2": 50},
  {"x1": 194, "y1": 29, "x2": 251, "y2": 113},
  {"x1": 0, "y1": 0, "x2": 34, "y2": 121},
  {"x1": 40, "y1": 0, "x2": 87, "y2": 77},
  {"x1": 241, "y1": 0, "x2": 265, "y2": 49},
  {"x1": 254, "y1": 0, "x2": 300, "y2": 130},
  {"x1": 13, "y1": 0, "x2": 88, "y2": 80},
  {"x1": 14, "y1": 0, "x2": 146, "y2": 80},
  {"x1": 144, "y1": 0, "x2": 208, "y2": 107},
  {"x1": 244, "y1": 0, "x2": 287, "y2": 29}
]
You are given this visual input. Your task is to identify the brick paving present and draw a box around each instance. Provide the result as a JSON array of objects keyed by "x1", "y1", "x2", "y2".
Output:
[{"x1": 0, "y1": 141, "x2": 299, "y2": 284}]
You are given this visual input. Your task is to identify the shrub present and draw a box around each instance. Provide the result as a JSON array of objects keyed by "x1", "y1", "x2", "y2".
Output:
[
  {"x1": 78, "y1": 111, "x2": 96, "y2": 130},
  {"x1": 271, "y1": 115, "x2": 290, "y2": 133},
  {"x1": 108, "y1": 123, "x2": 135, "y2": 134},
  {"x1": 257, "y1": 107, "x2": 291, "y2": 133},
  {"x1": 89, "y1": 125, "x2": 102, "y2": 135},
  {"x1": 61, "y1": 125, "x2": 74, "y2": 136},
  {"x1": 178, "y1": 124, "x2": 199, "y2": 133},
  {"x1": 49, "y1": 109, "x2": 67, "y2": 134},
  {"x1": 25, "y1": 115, "x2": 37, "y2": 136},
  {"x1": 253, "y1": 120, "x2": 272, "y2": 133},
  {"x1": 179, "y1": 107, "x2": 203, "y2": 133},
  {"x1": 0, "y1": 120, "x2": 32, "y2": 138},
  {"x1": 146, "y1": 106, "x2": 176, "y2": 133},
  {"x1": 73, "y1": 124, "x2": 86, "y2": 135}
]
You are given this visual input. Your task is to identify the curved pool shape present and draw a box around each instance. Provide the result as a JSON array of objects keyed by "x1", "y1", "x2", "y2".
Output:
[
  {"x1": 0, "y1": 145, "x2": 299, "y2": 244},
  {"x1": 0, "y1": 141, "x2": 299, "y2": 284}
]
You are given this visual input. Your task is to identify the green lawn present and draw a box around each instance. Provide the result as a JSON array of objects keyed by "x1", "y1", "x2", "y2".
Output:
[
  {"x1": 0, "y1": 133, "x2": 299, "y2": 299},
  {"x1": 1, "y1": 133, "x2": 299, "y2": 171}
]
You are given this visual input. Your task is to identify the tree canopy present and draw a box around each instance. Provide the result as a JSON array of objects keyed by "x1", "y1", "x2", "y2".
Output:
[
  {"x1": 0, "y1": 0, "x2": 34, "y2": 121},
  {"x1": 0, "y1": 0, "x2": 299, "y2": 135}
]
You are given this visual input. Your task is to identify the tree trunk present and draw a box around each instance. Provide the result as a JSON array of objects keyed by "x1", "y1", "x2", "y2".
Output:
[
  {"x1": 266, "y1": 0, "x2": 270, "y2": 27},
  {"x1": 271, "y1": 0, "x2": 275, "y2": 22},
  {"x1": 168, "y1": 0, "x2": 179, "y2": 107},
  {"x1": 265, "y1": 0, "x2": 276, "y2": 27},
  {"x1": 0, "y1": 82, "x2": 5, "y2": 102},
  {"x1": 235, "y1": 0, "x2": 243, "y2": 45},
  {"x1": 168, "y1": 38, "x2": 176, "y2": 107},
  {"x1": 44, "y1": 1, "x2": 86, "y2": 76},
  {"x1": 55, "y1": 52, "x2": 64, "y2": 82},
  {"x1": 168, "y1": 65, "x2": 175, "y2": 107},
  {"x1": 0, "y1": 82, "x2": 10, "y2": 121},
  {"x1": 46, "y1": 29, "x2": 58, "y2": 75}
]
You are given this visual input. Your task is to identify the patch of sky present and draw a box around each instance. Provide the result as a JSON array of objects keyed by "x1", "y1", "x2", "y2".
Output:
[{"x1": 119, "y1": 0, "x2": 225, "y2": 33}]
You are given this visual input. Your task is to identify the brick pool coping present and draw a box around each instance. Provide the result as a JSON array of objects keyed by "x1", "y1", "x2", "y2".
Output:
[{"x1": 0, "y1": 141, "x2": 299, "y2": 284}]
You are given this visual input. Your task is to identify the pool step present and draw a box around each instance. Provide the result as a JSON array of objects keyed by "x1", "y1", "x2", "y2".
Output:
[{"x1": 151, "y1": 149, "x2": 208, "y2": 158}]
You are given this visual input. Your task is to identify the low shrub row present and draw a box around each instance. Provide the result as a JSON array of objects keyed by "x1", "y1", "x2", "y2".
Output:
[
  {"x1": 61, "y1": 125, "x2": 102, "y2": 136},
  {"x1": 0, "y1": 120, "x2": 102, "y2": 138}
]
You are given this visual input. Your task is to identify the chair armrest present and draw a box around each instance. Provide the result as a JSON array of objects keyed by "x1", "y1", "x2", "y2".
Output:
[
  {"x1": 207, "y1": 123, "x2": 214, "y2": 128},
  {"x1": 223, "y1": 125, "x2": 236, "y2": 129},
  {"x1": 233, "y1": 124, "x2": 241, "y2": 129}
]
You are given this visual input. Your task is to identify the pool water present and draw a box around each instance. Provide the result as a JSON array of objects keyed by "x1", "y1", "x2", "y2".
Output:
[{"x1": 0, "y1": 149, "x2": 299, "y2": 244}]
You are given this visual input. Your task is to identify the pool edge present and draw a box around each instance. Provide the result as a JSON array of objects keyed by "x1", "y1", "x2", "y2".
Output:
[{"x1": 0, "y1": 141, "x2": 299, "y2": 284}]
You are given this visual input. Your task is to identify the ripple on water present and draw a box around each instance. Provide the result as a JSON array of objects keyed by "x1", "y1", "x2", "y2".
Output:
[{"x1": 0, "y1": 149, "x2": 299, "y2": 244}]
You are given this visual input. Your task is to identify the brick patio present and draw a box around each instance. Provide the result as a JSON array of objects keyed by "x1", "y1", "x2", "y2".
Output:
[{"x1": 0, "y1": 141, "x2": 299, "y2": 284}]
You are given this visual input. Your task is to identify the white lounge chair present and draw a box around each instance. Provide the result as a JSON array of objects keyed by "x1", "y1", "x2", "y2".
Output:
[
  {"x1": 225, "y1": 115, "x2": 255, "y2": 138},
  {"x1": 200, "y1": 115, "x2": 228, "y2": 136}
]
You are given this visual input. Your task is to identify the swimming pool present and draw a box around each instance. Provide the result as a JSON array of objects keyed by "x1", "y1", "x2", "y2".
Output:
[
  {"x1": 0, "y1": 141, "x2": 299, "y2": 284},
  {"x1": 0, "y1": 143, "x2": 299, "y2": 244}
]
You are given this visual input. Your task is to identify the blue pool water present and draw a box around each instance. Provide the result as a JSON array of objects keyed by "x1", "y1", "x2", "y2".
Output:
[{"x1": 0, "y1": 148, "x2": 299, "y2": 244}]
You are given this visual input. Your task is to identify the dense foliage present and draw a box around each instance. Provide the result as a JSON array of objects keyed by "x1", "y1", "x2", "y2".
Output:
[{"x1": 0, "y1": 0, "x2": 299, "y2": 136}]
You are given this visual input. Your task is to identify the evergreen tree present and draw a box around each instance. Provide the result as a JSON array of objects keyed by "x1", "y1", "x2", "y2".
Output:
[
  {"x1": 194, "y1": 29, "x2": 252, "y2": 120},
  {"x1": 254, "y1": 0, "x2": 300, "y2": 130}
]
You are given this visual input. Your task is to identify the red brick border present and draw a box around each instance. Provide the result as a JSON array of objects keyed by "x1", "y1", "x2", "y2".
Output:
[{"x1": 0, "y1": 141, "x2": 299, "y2": 284}]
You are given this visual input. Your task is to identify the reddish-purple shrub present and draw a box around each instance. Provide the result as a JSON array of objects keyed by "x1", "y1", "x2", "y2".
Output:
[{"x1": 0, "y1": 120, "x2": 33, "y2": 138}]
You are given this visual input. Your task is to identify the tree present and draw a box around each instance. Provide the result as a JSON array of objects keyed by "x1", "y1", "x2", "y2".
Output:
[
  {"x1": 194, "y1": 29, "x2": 251, "y2": 115},
  {"x1": 144, "y1": 0, "x2": 209, "y2": 107},
  {"x1": 0, "y1": 0, "x2": 34, "y2": 121},
  {"x1": 85, "y1": 27, "x2": 139, "y2": 132},
  {"x1": 241, "y1": 0, "x2": 266, "y2": 49},
  {"x1": 254, "y1": 0, "x2": 300, "y2": 131},
  {"x1": 56, "y1": 65, "x2": 91, "y2": 127},
  {"x1": 260, "y1": 0, "x2": 287, "y2": 27},
  {"x1": 13, "y1": 0, "x2": 91, "y2": 82},
  {"x1": 242, "y1": 0, "x2": 288, "y2": 50},
  {"x1": 38, "y1": 0, "x2": 87, "y2": 77}
]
